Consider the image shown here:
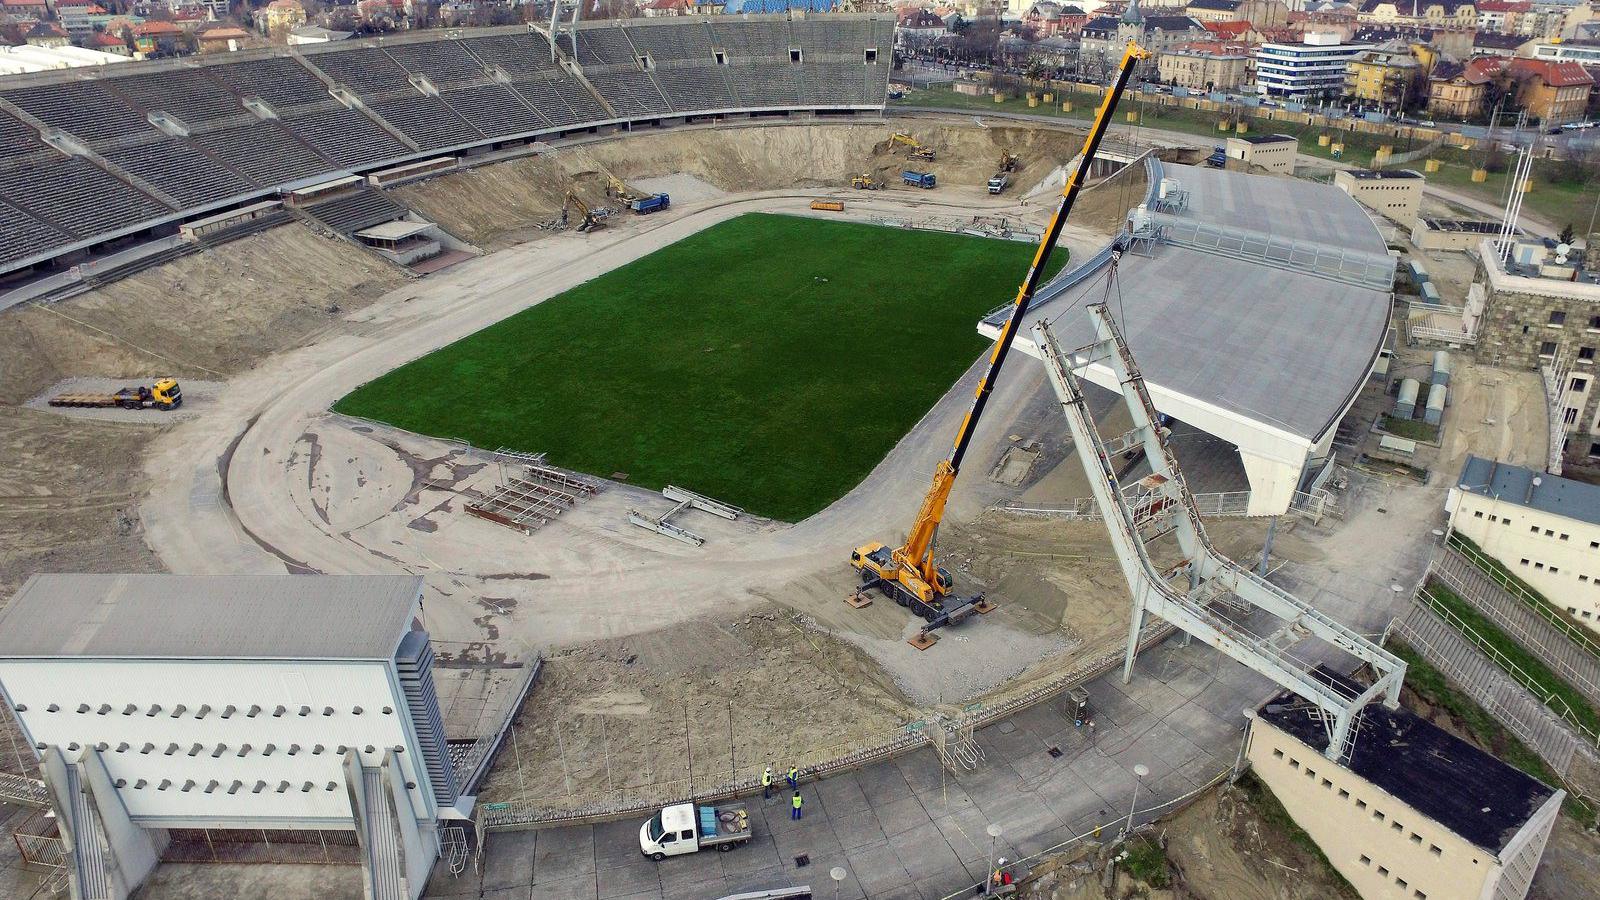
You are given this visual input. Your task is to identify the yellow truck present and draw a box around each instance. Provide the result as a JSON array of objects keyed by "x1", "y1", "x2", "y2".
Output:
[{"x1": 50, "y1": 379, "x2": 183, "y2": 411}]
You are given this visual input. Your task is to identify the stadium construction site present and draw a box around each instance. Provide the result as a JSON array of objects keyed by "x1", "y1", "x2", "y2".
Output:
[{"x1": 0, "y1": 18, "x2": 1573, "y2": 900}]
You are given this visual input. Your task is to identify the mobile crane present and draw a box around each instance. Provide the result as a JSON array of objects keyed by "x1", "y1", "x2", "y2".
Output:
[{"x1": 850, "y1": 42, "x2": 1150, "y2": 648}]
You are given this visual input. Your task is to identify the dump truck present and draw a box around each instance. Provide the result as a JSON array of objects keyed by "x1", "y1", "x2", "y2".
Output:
[
  {"x1": 987, "y1": 172, "x2": 1010, "y2": 194},
  {"x1": 902, "y1": 170, "x2": 936, "y2": 189},
  {"x1": 629, "y1": 193, "x2": 671, "y2": 214},
  {"x1": 50, "y1": 379, "x2": 183, "y2": 411},
  {"x1": 639, "y1": 802, "x2": 751, "y2": 860},
  {"x1": 850, "y1": 174, "x2": 880, "y2": 191}
]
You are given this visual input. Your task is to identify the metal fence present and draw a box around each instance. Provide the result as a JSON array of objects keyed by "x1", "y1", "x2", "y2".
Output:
[
  {"x1": 1387, "y1": 595, "x2": 1589, "y2": 777},
  {"x1": 997, "y1": 485, "x2": 1339, "y2": 523},
  {"x1": 1432, "y1": 540, "x2": 1600, "y2": 708},
  {"x1": 1152, "y1": 213, "x2": 1396, "y2": 291}
]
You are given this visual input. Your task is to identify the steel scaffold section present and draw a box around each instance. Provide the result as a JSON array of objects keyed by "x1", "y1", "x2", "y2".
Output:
[{"x1": 1032, "y1": 301, "x2": 1406, "y2": 762}]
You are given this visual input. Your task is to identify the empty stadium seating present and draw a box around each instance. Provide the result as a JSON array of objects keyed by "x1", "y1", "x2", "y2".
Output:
[
  {"x1": 303, "y1": 188, "x2": 409, "y2": 236},
  {"x1": 0, "y1": 16, "x2": 890, "y2": 277}
]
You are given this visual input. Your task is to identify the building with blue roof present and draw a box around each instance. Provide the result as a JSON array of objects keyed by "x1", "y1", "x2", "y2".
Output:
[{"x1": 1446, "y1": 454, "x2": 1600, "y2": 628}]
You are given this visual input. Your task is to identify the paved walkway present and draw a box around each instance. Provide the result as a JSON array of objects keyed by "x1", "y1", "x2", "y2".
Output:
[
  {"x1": 436, "y1": 477, "x2": 1446, "y2": 900},
  {"x1": 443, "y1": 640, "x2": 1275, "y2": 900}
]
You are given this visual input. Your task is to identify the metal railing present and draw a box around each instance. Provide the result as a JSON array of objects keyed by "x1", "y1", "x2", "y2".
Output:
[
  {"x1": 997, "y1": 486, "x2": 1339, "y2": 522},
  {"x1": 1413, "y1": 587, "x2": 1600, "y2": 750},
  {"x1": 1152, "y1": 213, "x2": 1396, "y2": 291},
  {"x1": 1446, "y1": 533, "x2": 1600, "y2": 653}
]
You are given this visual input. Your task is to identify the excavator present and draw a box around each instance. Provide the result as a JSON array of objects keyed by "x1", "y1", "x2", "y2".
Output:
[
  {"x1": 882, "y1": 131, "x2": 936, "y2": 161},
  {"x1": 559, "y1": 190, "x2": 605, "y2": 233},
  {"x1": 997, "y1": 150, "x2": 1019, "y2": 173},
  {"x1": 850, "y1": 42, "x2": 1151, "y2": 649},
  {"x1": 606, "y1": 174, "x2": 645, "y2": 203}
]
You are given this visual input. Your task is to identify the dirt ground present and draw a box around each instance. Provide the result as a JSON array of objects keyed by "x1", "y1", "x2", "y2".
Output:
[
  {"x1": 1017, "y1": 781, "x2": 1360, "y2": 900},
  {"x1": 0, "y1": 224, "x2": 405, "y2": 595},
  {"x1": 391, "y1": 121, "x2": 1104, "y2": 251},
  {"x1": 476, "y1": 601, "x2": 919, "y2": 809}
]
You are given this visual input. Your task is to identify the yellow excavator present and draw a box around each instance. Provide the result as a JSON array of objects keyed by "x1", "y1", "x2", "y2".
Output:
[
  {"x1": 998, "y1": 150, "x2": 1019, "y2": 173},
  {"x1": 606, "y1": 174, "x2": 645, "y2": 203},
  {"x1": 882, "y1": 131, "x2": 936, "y2": 161},
  {"x1": 559, "y1": 190, "x2": 604, "y2": 233},
  {"x1": 850, "y1": 42, "x2": 1150, "y2": 648}
]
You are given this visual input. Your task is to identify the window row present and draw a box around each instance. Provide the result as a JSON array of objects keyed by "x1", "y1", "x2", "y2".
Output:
[
  {"x1": 1273, "y1": 747, "x2": 1446, "y2": 862},
  {"x1": 18, "y1": 702, "x2": 394, "y2": 718},
  {"x1": 1357, "y1": 855, "x2": 1429, "y2": 900},
  {"x1": 45, "y1": 739, "x2": 404, "y2": 758}
]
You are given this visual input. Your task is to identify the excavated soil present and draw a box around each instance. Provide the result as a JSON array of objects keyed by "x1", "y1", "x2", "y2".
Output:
[
  {"x1": 392, "y1": 121, "x2": 1100, "y2": 251},
  {"x1": 0, "y1": 224, "x2": 405, "y2": 594}
]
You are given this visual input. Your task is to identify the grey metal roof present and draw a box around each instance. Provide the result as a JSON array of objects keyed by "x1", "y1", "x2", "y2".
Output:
[
  {"x1": 1167, "y1": 163, "x2": 1390, "y2": 256},
  {"x1": 1018, "y1": 244, "x2": 1389, "y2": 440},
  {"x1": 0, "y1": 575, "x2": 423, "y2": 660},
  {"x1": 1457, "y1": 456, "x2": 1600, "y2": 529}
]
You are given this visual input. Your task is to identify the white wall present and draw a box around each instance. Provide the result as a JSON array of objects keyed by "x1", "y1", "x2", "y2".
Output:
[
  {"x1": 1448, "y1": 488, "x2": 1600, "y2": 629},
  {"x1": 0, "y1": 658, "x2": 432, "y2": 827}
]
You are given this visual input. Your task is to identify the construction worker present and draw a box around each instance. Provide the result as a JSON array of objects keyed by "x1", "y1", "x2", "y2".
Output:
[
  {"x1": 791, "y1": 790, "x2": 803, "y2": 820},
  {"x1": 785, "y1": 764, "x2": 799, "y2": 790},
  {"x1": 762, "y1": 766, "x2": 774, "y2": 800},
  {"x1": 989, "y1": 858, "x2": 1013, "y2": 892}
]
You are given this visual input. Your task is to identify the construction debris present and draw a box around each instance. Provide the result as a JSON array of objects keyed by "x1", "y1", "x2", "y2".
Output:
[
  {"x1": 627, "y1": 485, "x2": 741, "y2": 546},
  {"x1": 465, "y1": 451, "x2": 601, "y2": 535}
]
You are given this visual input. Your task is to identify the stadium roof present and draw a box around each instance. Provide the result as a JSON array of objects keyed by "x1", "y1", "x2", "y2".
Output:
[
  {"x1": 982, "y1": 163, "x2": 1391, "y2": 444},
  {"x1": 0, "y1": 574, "x2": 424, "y2": 660},
  {"x1": 1456, "y1": 455, "x2": 1600, "y2": 528}
]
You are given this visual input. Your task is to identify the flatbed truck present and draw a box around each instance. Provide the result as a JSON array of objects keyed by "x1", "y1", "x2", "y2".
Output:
[
  {"x1": 49, "y1": 379, "x2": 183, "y2": 411},
  {"x1": 639, "y1": 801, "x2": 751, "y2": 859}
]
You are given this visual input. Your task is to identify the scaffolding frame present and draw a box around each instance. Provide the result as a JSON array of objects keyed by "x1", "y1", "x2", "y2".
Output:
[{"x1": 1033, "y1": 300, "x2": 1405, "y2": 762}]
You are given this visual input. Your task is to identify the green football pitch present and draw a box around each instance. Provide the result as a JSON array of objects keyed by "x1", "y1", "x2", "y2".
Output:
[{"x1": 335, "y1": 213, "x2": 1065, "y2": 522}]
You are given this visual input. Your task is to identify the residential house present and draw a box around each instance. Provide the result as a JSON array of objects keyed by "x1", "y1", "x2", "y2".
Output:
[
  {"x1": 1028, "y1": 33, "x2": 1079, "y2": 66},
  {"x1": 1356, "y1": 0, "x2": 1477, "y2": 28},
  {"x1": 896, "y1": 7, "x2": 948, "y2": 46},
  {"x1": 1472, "y1": 28, "x2": 1534, "y2": 54},
  {"x1": 1426, "y1": 55, "x2": 1503, "y2": 117},
  {"x1": 1081, "y1": 0, "x2": 1207, "y2": 76},
  {"x1": 1186, "y1": 0, "x2": 1289, "y2": 26},
  {"x1": 1475, "y1": 0, "x2": 1528, "y2": 32},
  {"x1": 257, "y1": 0, "x2": 305, "y2": 41},
  {"x1": 1023, "y1": 1, "x2": 1086, "y2": 35},
  {"x1": 24, "y1": 21, "x2": 68, "y2": 46},
  {"x1": 1507, "y1": 57, "x2": 1595, "y2": 122},
  {"x1": 1345, "y1": 39, "x2": 1431, "y2": 107},
  {"x1": 129, "y1": 19, "x2": 184, "y2": 54},
  {"x1": 196, "y1": 22, "x2": 249, "y2": 52},
  {"x1": 1158, "y1": 38, "x2": 1252, "y2": 89},
  {"x1": 642, "y1": 0, "x2": 692, "y2": 15},
  {"x1": 86, "y1": 29, "x2": 131, "y2": 54},
  {"x1": 1, "y1": 0, "x2": 46, "y2": 19}
]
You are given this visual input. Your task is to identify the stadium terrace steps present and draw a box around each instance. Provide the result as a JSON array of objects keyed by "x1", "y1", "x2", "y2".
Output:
[
  {"x1": 0, "y1": 17, "x2": 890, "y2": 275},
  {"x1": 302, "y1": 189, "x2": 410, "y2": 236}
]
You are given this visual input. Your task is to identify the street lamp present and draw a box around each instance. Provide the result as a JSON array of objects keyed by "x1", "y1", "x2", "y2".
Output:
[
  {"x1": 830, "y1": 866, "x2": 847, "y2": 900},
  {"x1": 984, "y1": 822, "x2": 1004, "y2": 895},
  {"x1": 1125, "y1": 764, "x2": 1149, "y2": 835}
]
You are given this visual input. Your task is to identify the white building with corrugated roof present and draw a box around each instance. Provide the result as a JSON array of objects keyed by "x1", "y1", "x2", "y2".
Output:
[{"x1": 0, "y1": 574, "x2": 455, "y2": 900}]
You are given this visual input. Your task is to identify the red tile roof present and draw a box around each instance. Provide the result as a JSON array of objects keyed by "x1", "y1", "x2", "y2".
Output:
[
  {"x1": 1509, "y1": 58, "x2": 1595, "y2": 87},
  {"x1": 132, "y1": 20, "x2": 183, "y2": 35},
  {"x1": 1202, "y1": 19, "x2": 1251, "y2": 36}
]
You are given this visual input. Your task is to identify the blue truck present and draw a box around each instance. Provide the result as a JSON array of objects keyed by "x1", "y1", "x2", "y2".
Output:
[
  {"x1": 901, "y1": 170, "x2": 936, "y2": 189},
  {"x1": 629, "y1": 193, "x2": 671, "y2": 214}
]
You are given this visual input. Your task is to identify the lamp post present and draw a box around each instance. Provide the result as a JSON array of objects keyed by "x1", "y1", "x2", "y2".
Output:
[
  {"x1": 1234, "y1": 708, "x2": 1256, "y2": 782},
  {"x1": 984, "y1": 822, "x2": 1004, "y2": 895},
  {"x1": 1125, "y1": 764, "x2": 1149, "y2": 836},
  {"x1": 830, "y1": 866, "x2": 847, "y2": 900}
]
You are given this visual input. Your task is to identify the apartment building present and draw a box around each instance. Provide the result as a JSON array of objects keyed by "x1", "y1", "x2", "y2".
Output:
[
  {"x1": 1158, "y1": 39, "x2": 1252, "y2": 89},
  {"x1": 1249, "y1": 674, "x2": 1563, "y2": 900},
  {"x1": 1255, "y1": 32, "x2": 1371, "y2": 99}
]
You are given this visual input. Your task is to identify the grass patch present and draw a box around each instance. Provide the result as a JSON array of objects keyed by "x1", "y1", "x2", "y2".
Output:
[
  {"x1": 1380, "y1": 414, "x2": 1438, "y2": 443},
  {"x1": 335, "y1": 213, "x2": 1065, "y2": 521},
  {"x1": 1424, "y1": 582, "x2": 1600, "y2": 738},
  {"x1": 1236, "y1": 771, "x2": 1358, "y2": 896},
  {"x1": 1117, "y1": 836, "x2": 1170, "y2": 888}
]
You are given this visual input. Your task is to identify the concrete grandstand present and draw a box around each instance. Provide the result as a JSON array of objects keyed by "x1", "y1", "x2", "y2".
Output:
[{"x1": 0, "y1": 14, "x2": 891, "y2": 278}]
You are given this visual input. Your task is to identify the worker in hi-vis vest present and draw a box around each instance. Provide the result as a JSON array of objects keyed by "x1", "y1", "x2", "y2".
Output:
[
  {"x1": 762, "y1": 766, "x2": 774, "y2": 799},
  {"x1": 785, "y1": 765, "x2": 799, "y2": 790},
  {"x1": 791, "y1": 791, "x2": 803, "y2": 820}
]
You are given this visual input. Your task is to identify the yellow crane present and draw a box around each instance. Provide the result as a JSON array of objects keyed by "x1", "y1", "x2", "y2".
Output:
[
  {"x1": 881, "y1": 131, "x2": 937, "y2": 161},
  {"x1": 850, "y1": 42, "x2": 1150, "y2": 647},
  {"x1": 559, "y1": 190, "x2": 605, "y2": 233}
]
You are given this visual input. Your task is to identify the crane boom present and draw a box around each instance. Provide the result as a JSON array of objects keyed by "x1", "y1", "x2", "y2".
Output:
[{"x1": 852, "y1": 42, "x2": 1150, "y2": 627}]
